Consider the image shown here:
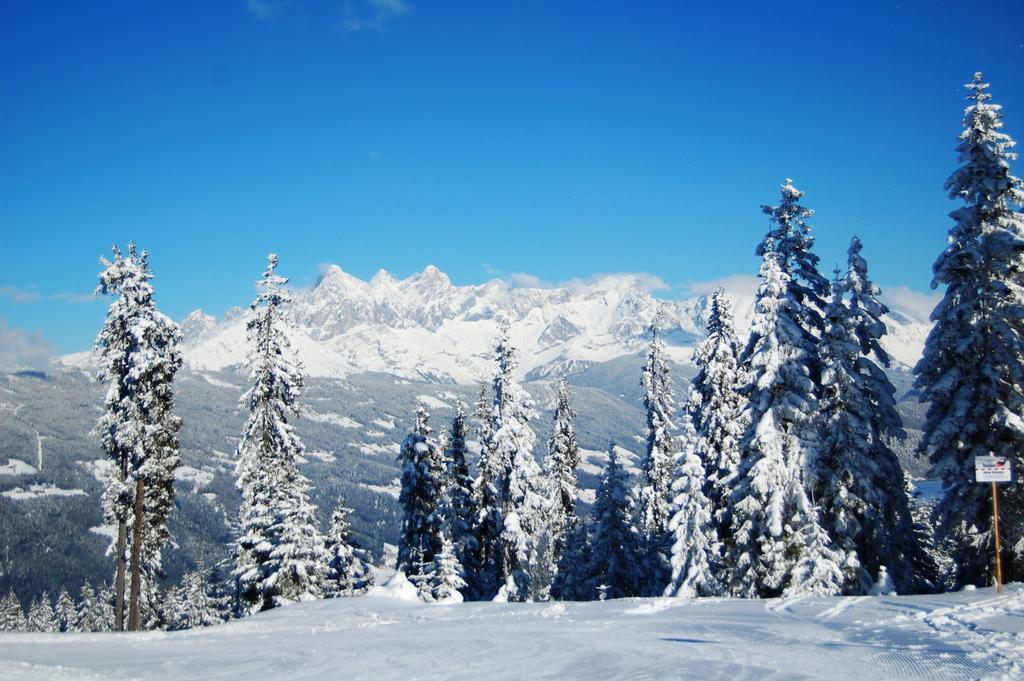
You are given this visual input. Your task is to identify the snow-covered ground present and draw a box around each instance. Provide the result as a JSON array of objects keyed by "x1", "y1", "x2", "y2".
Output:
[{"x1": 2, "y1": 585, "x2": 1022, "y2": 680}]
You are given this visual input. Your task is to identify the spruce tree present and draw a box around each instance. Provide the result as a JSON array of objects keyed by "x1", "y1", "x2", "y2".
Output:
[
  {"x1": 915, "y1": 73, "x2": 1024, "y2": 587},
  {"x1": 97, "y1": 584, "x2": 116, "y2": 630},
  {"x1": 689, "y1": 289, "x2": 745, "y2": 546},
  {"x1": 76, "y1": 582, "x2": 103, "y2": 632},
  {"x1": 170, "y1": 567, "x2": 218, "y2": 630},
  {"x1": 754, "y1": 179, "x2": 831, "y2": 342},
  {"x1": 784, "y1": 501, "x2": 846, "y2": 597},
  {"x1": 324, "y1": 497, "x2": 375, "y2": 597},
  {"x1": 665, "y1": 412, "x2": 723, "y2": 598},
  {"x1": 488, "y1": 325, "x2": 547, "y2": 602},
  {"x1": 637, "y1": 313, "x2": 677, "y2": 593},
  {"x1": 428, "y1": 538, "x2": 468, "y2": 603},
  {"x1": 205, "y1": 563, "x2": 235, "y2": 623},
  {"x1": 815, "y1": 242, "x2": 927, "y2": 593},
  {"x1": 443, "y1": 404, "x2": 479, "y2": 599},
  {"x1": 814, "y1": 272, "x2": 870, "y2": 592},
  {"x1": 586, "y1": 444, "x2": 645, "y2": 600},
  {"x1": 472, "y1": 380, "x2": 503, "y2": 600},
  {"x1": 550, "y1": 517, "x2": 592, "y2": 601},
  {"x1": 544, "y1": 379, "x2": 586, "y2": 601},
  {"x1": 54, "y1": 588, "x2": 78, "y2": 633},
  {"x1": 397, "y1": 403, "x2": 446, "y2": 593},
  {"x1": 0, "y1": 592, "x2": 25, "y2": 631},
  {"x1": 27, "y1": 593, "x2": 58, "y2": 632},
  {"x1": 94, "y1": 242, "x2": 182, "y2": 630},
  {"x1": 726, "y1": 238, "x2": 842, "y2": 597},
  {"x1": 234, "y1": 254, "x2": 327, "y2": 612}
]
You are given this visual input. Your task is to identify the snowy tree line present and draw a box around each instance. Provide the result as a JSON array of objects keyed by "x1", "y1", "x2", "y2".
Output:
[
  {"x1": 5, "y1": 71, "x2": 1018, "y2": 629},
  {"x1": 0, "y1": 563, "x2": 233, "y2": 633},
  {"x1": 392, "y1": 73, "x2": 1024, "y2": 600}
]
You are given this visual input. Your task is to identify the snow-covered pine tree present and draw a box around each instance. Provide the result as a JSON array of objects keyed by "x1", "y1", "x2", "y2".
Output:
[
  {"x1": 845, "y1": 238, "x2": 934, "y2": 592},
  {"x1": 726, "y1": 239, "x2": 842, "y2": 598},
  {"x1": 689, "y1": 289, "x2": 745, "y2": 546},
  {"x1": 94, "y1": 242, "x2": 182, "y2": 630},
  {"x1": 815, "y1": 241, "x2": 927, "y2": 593},
  {"x1": 914, "y1": 73, "x2": 1024, "y2": 587},
  {"x1": 814, "y1": 271, "x2": 871, "y2": 593},
  {"x1": 637, "y1": 311, "x2": 677, "y2": 594},
  {"x1": 76, "y1": 583, "x2": 102, "y2": 632},
  {"x1": 324, "y1": 497, "x2": 375, "y2": 597},
  {"x1": 27, "y1": 593, "x2": 58, "y2": 633},
  {"x1": 0, "y1": 592, "x2": 25, "y2": 631},
  {"x1": 754, "y1": 179, "x2": 831, "y2": 343},
  {"x1": 170, "y1": 566, "x2": 218, "y2": 630},
  {"x1": 443, "y1": 404, "x2": 479, "y2": 599},
  {"x1": 429, "y1": 537, "x2": 468, "y2": 603},
  {"x1": 205, "y1": 563, "x2": 234, "y2": 623},
  {"x1": 473, "y1": 380, "x2": 504, "y2": 600},
  {"x1": 97, "y1": 584, "x2": 116, "y2": 630},
  {"x1": 234, "y1": 254, "x2": 327, "y2": 613},
  {"x1": 54, "y1": 588, "x2": 78, "y2": 633},
  {"x1": 397, "y1": 403, "x2": 446, "y2": 596},
  {"x1": 486, "y1": 324, "x2": 547, "y2": 602},
  {"x1": 550, "y1": 517, "x2": 593, "y2": 601},
  {"x1": 586, "y1": 444, "x2": 645, "y2": 600},
  {"x1": 544, "y1": 379, "x2": 586, "y2": 601},
  {"x1": 664, "y1": 410, "x2": 723, "y2": 598},
  {"x1": 783, "y1": 498, "x2": 846, "y2": 597}
]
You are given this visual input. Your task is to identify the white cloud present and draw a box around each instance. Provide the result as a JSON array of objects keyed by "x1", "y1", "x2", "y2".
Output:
[
  {"x1": 684, "y1": 274, "x2": 760, "y2": 299},
  {"x1": 0, "y1": 319, "x2": 52, "y2": 372},
  {"x1": 342, "y1": 0, "x2": 411, "y2": 32},
  {"x1": 0, "y1": 286, "x2": 41, "y2": 304},
  {"x1": 509, "y1": 272, "x2": 547, "y2": 288},
  {"x1": 0, "y1": 286, "x2": 95, "y2": 305},
  {"x1": 51, "y1": 292, "x2": 96, "y2": 304},
  {"x1": 502, "y1": 271, "x2": 669, "y2": 294},
  {"x1": 880, "y1": 285, "x2": 941, "y2": 324}
]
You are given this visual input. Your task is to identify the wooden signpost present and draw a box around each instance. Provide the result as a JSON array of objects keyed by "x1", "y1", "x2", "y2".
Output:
[{"x1": 975, "y1": 455, "x2": 1014, "y2": 593}]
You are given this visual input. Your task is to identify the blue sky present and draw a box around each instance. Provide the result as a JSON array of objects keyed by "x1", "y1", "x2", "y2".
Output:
[{"x1": 1, "y1": 0, "x2": 1023, "y2": 356}]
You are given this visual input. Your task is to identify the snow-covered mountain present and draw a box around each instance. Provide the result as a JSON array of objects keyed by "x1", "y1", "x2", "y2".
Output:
[{"x1": 167, "y1": 265, "x2": 928, "y2": 384}]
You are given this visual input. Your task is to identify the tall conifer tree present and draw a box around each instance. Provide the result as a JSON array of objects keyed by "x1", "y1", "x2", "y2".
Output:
[
  {"x1": 234, "y1": 254, "x2": 327, "y2": 612},
  {"x1": 397, "y1": 403, "x2": 446, "y2": 592},
  {"x1": 638, "y1": 312, "x2": 677, "y2": 593},
  {"x1": 665, "y1": 412, "x2": 723, "y2": 598},
  {"x1": 94, "y1": 242, "x2": 181, "y2": 630},
  {"x1": 543, "y1": 378, "x2": 583, "y2": 599},
  {"x1": 915, "y1": 73, "x2": 1024, "y2": 586},
  {"x1": 727, "y1": 188, "x2": 842, "y2": 597},
  {"x1": 586, "y1": 444, "x2": 645, "y2": 599},
  {"x1": 484, "y1": 324, "x2": 547, "y2": 601},
  {"x1": 689, "y1": 289, "x2": 745, "y2": 544},
  {"x1": 443, "y1": 404, "x2": 480, "y2": 598}
]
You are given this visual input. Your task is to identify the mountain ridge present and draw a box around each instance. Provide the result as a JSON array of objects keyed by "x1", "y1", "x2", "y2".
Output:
[{"x1": 62, "y1": 265, "x2": 932, "y2": 383}]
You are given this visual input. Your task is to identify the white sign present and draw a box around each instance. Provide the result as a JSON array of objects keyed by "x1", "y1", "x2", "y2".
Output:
[{"x1": 975, "y1": 456, "x2": 1013, "y2": 483}]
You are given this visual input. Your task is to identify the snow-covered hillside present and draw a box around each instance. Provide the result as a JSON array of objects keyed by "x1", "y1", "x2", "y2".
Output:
[
  {"x1": 2, "y1": 585, "x2": 1021, "y2": 680},
  {"x1": 88, "y1": 265, "x2": 929, "y2": 384}
]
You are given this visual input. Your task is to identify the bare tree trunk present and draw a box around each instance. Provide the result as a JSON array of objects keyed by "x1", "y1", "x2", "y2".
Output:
[
  {"x1": 113, "y1": 459, "x2": 128, "y2": 632},
  {"x1": 127, "y1": 477, "x2": 145, "y2": 631}
]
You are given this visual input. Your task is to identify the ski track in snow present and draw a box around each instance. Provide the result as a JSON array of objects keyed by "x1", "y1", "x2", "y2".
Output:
[
  {"x1": 915, "y1": 590, "x2": 1024, "y2": 678},
  {"x1": 1, "y1": 586, "x2": 1022, "y2": 680}
]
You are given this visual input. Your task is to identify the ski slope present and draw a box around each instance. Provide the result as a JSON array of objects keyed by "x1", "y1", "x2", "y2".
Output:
[{"x1": 2, "y1": 585, "x2": 1022, "y2": 680}]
